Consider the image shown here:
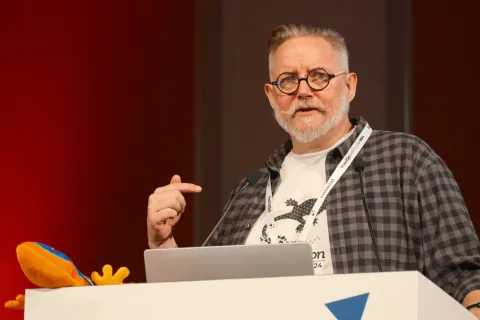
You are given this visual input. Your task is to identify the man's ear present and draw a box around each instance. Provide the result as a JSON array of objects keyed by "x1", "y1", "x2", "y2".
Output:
[
  {"x1": 264, "y1": 83, "x2": 276, "y2": 110},
  {"x1": 345, "y1": 72, "x2": 358, "y2": 102}
]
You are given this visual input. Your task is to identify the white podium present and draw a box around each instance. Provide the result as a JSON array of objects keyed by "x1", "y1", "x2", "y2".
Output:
[{"x1": 24, "y1": 271, "x2": 475, "y2": 320}]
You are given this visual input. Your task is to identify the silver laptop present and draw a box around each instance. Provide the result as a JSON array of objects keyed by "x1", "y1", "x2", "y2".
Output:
[{"x1": 144, "y1": 242, "x2": 314, "y2": 283}]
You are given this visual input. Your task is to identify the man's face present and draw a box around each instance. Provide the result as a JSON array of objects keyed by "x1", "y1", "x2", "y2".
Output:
[{"x1": 265, "y1": 36, "x2": 357, "y2": 143}]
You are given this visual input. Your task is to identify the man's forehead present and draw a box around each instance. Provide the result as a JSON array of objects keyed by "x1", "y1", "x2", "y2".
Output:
[{"x1": 272, "y1": 37, "x2": 336, "y2": 73}]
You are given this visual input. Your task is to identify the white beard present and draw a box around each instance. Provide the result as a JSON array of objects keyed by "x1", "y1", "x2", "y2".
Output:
[{"x1": 273, "y1": 95, "x2": 350, "y2": 143}]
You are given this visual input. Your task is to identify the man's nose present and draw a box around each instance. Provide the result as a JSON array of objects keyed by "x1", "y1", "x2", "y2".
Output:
[{"x1": 296, "y1": 78, "x2": 313, "y2": 98}]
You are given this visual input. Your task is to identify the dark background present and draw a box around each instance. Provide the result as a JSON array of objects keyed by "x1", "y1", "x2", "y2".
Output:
[{"x1": 0, "y1": 1, "x2": 477, "y2": 319}]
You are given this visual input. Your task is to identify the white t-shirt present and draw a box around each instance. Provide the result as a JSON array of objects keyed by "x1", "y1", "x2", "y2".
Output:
[{"x1": 245, "y1": 129, "x2": 355, "y2": 275}]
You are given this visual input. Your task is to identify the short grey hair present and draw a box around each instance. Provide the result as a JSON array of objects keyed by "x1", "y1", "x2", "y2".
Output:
[{"x1": 268, "y1": 23, "x2": 349, "y2": 80}]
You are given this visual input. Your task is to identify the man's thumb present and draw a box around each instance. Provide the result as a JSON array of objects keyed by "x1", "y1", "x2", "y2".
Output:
[{"x1": 170, "y1": 174, "x2": 181, "y2": 184}]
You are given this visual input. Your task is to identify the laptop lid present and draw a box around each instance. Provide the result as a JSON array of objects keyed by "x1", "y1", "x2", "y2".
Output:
[{"x1": 144, "y1": 242, "x2": 314, "y2": 283}]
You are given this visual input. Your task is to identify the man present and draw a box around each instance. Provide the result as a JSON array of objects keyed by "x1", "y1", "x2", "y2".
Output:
[{"x1": 146, "y1": 23, "x2": 480, "y2": 317}]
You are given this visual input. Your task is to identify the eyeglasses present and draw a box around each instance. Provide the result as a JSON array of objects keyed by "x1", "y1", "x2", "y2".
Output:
[{"x1": 271, "y1": 68, "x2": 347, "y2": 94}]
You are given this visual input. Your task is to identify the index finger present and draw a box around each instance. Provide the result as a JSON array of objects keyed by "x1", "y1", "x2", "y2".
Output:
[{"x1": 155, "y1": 183, "x2": 202, "y2": 194}]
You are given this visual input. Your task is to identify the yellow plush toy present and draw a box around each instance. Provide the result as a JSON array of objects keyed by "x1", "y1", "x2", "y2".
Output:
[{"x1": 4, "y1": 241, "x2": 131, "y2": 310}]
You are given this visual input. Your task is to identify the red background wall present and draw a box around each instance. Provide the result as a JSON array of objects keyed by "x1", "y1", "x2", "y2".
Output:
[
  {"x1": 0, "y1": 1, "x2": 194, "y2": 319},
  {"x1": 411, "y1": 1, "x2": 480, "y2": 229}
]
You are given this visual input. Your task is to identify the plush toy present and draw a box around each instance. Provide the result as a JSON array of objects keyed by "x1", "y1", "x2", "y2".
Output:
[{"x1": 4, "y1": 241, "x2": 131, "y2": 310}]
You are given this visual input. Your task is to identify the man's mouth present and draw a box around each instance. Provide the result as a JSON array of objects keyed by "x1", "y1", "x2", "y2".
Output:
[{"x1": 295, "y1": 107, "x2": 319, "y2": 114}]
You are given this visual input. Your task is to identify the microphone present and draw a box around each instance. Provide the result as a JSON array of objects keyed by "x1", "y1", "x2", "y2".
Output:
[
  {"x1": 201, "y1": 169, "x2": 263, "y2": 247},
  {"x1": 353, "y1": 158, "x2": 384, "y2": 272}
]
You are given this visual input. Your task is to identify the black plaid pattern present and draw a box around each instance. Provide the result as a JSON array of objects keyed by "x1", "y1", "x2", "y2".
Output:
[{"x1": 204, "y1": 117, "x2": 480, "y2": 303}]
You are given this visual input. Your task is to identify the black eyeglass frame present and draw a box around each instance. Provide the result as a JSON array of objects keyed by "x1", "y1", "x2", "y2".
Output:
[{"x1": 270, "y1": 68, "x2": 347, "y2": 94}]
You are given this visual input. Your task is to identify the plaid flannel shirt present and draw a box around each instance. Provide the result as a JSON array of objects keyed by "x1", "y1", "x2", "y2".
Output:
[{"x1": 204, "y1": 117, "x2": 480, "y2": 303}]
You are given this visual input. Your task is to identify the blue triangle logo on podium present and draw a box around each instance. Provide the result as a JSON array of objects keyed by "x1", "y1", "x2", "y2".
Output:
[{"x1": 325, "y1": 293, "x2": 369, "y2": 320}]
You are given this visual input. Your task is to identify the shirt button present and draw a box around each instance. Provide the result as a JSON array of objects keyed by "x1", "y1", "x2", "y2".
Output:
[{"x1": 246, "y1": 224, "x2": 250, "y2": 229}]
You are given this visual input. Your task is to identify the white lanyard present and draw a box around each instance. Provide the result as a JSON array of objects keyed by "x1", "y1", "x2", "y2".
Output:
[{"x1": 264, "y1": 123, "x2": 372, "y2": 243}]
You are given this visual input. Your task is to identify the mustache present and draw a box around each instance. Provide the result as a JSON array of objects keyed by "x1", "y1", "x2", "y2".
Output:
[{"x1": 280, "y1": 100, "x2": 327, "y2": 116}]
